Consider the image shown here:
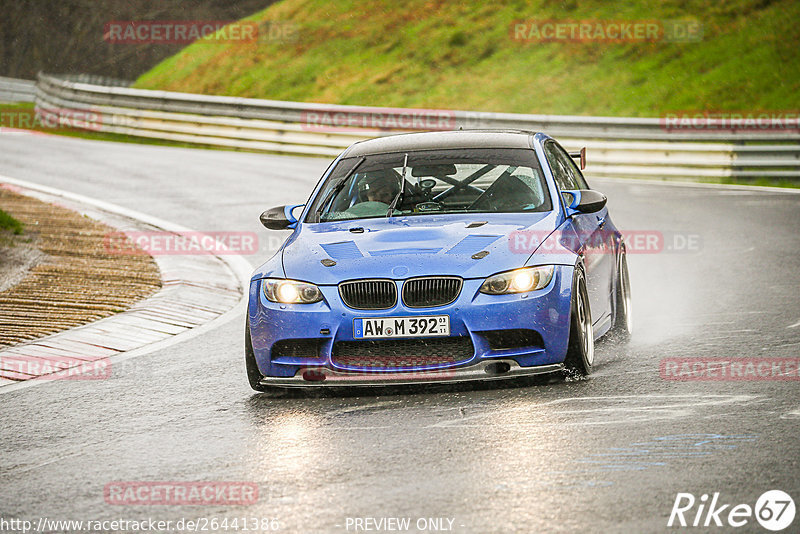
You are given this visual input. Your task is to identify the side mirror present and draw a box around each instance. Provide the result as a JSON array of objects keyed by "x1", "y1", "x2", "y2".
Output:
[
  {"x1": 260, "y1": 204, "x2": 304, "y2": 230},
  {"x1": 562, "y1": 190, "x2": 607, "y2": 216}
]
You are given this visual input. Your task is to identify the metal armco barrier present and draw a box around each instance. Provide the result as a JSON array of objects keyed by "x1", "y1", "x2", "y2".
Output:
[
  {"x1": 34, "y1": 73, "x2": 800, "y2": 180},
  {"x1": 0, "y1": 76, "x2": 36, "y2": 103}
]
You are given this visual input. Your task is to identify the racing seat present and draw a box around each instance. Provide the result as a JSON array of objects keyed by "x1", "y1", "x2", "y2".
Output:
[{"x1": 468, "y1": 174, "x2": 542, "y2": 212}]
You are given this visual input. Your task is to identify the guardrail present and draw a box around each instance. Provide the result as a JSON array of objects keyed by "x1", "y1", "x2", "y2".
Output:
[
  {"x1": 34, "y1": 73, "x2": 800, "y2": 180},
  {"x1": 0, "y1": 76, "x2": 36, "y2": 103}
]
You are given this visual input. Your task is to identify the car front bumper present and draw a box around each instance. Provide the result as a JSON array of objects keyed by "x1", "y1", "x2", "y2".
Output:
[{"x1": 247, "y1": 264, "x2": 574, "y2": 385}]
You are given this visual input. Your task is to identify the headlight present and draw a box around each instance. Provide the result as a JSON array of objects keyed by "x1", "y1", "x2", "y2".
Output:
[
  {"x1": 479, "y1": 265, "x2": 555, "y2": 295},
  {"x1": 263, "y1": 279, "x2": 323, "y2": 304}
]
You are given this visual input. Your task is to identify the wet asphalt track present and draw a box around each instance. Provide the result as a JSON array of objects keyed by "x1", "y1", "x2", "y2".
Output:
[{"x1": 0, "y1": 133, "x2": 799, "y2": 533}]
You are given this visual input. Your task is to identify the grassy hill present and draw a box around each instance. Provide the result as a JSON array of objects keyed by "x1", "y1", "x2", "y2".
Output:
[{"x1": 134, "y1": 0, "x2": 799, "y2": 117}]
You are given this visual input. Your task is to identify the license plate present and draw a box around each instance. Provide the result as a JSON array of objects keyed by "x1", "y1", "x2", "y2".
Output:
[{"x1": 354, "y1": 316, "x2": 450, "y2": 339}]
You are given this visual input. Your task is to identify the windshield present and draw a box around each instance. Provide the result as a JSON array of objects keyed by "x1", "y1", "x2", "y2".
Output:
[{"x1": 307, "y1": 148, "x2": 551, "y2": 222}]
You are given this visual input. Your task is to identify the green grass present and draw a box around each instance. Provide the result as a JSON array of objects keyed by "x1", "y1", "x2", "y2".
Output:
[
  {"x1": 134, "y1": 0, "x2": 800, "y2": 117},
  {"x1": 0, "y1": 209, "x2": 23, "y2": 235},
  {"x1": 719, "y1": 177, "x2": 800, "y2": 189}
]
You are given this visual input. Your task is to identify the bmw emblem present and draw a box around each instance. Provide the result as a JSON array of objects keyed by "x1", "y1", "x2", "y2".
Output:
[{"x1": 391, "y1": 265, "x2": 409, "y2": 277}]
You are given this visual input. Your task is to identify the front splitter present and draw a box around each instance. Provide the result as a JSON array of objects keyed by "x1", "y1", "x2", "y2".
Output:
[{"x1": 258, "y1": 359, "x2": 564, "y2": 387}]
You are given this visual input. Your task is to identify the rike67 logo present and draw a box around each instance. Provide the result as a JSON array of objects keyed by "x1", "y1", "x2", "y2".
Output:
[{"x1": 668, "y1": 490, "x2": 795, "y2": 531}]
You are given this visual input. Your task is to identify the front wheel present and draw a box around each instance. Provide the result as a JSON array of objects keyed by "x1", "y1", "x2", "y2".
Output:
[
  {"x1": 564, "y1": 266, "x2": 594, "y2": 377},
  {"x1": 610, "y1": 250, "x2": 632, "y2": 340}
]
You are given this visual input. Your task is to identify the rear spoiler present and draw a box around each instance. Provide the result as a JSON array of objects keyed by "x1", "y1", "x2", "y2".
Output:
[{"x1": 569, "y1": 147, "x2": 586, "y2": 170}]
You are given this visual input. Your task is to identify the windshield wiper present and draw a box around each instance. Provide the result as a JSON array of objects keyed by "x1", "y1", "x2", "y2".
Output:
[
  {"x1": 387, "y1": 153, "x2": 408, "y2": 217},
  {"x1": 315, "y1": 157, "x2": 365, "y2": 222}
]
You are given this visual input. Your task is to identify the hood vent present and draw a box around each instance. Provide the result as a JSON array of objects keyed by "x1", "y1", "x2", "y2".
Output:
[
  {"x1": 321, "y1": 241, "x2": 364, "y2": 260},
  {"x1": 446, "y1": 235, "x2": 501, "y2": 255}
]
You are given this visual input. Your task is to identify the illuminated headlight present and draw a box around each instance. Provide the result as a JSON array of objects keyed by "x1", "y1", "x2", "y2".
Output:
[
  {"x1": 480, "y1": 266, "x2": 555, "y2": 295},
  {"x1": 263, "y1": 279, "x2": 323, "y2": 304}
]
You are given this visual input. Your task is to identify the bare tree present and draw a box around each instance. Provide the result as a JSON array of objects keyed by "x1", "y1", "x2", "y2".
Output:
[{"x1": 0, "y1": 0, "x2": 275, "y2": 80}]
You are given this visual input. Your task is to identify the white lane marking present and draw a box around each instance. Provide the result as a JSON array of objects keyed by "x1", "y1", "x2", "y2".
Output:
[
  {"x1": 426, "y1": 394, "x2": 759, "y2": 428},
  {"x1": 591, "y1": 367, "x2": 659, "y2": 377},
  {"x1": 787, "y1": 319, "x2": 800, "y2": 329},
  {"x1": 780, "y1": 407, "x2": 800, "y2": 419},
  {"x1": 634, "y1": 320, "x2": 736, "y2": 327},
  {"x1": 9, "y1": 446, "x2": 95, "y2": 475},
  {"x1": 764, "y1": 341, "x2": 800, "y2": 348},
  {"x1": 310, "y1": 395, "x2": 763, "y2": 431},
  {"x1": 0, "y1": 174, "x2": 253, "y2": 396},
  {"x1": 324, "y1": 400, "x2": 405, "y2": 417},
  {"x1": 698, "y1": 330, "x2": 757, "y2": 341}
]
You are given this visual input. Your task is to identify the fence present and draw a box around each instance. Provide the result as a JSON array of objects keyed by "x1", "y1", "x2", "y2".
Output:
[
  {"x1": 0, "y1": 76, "x2": 36, "y2": 103},
  {"x1": 33, "y1": 72, "x2": 800, "y2": 180}
]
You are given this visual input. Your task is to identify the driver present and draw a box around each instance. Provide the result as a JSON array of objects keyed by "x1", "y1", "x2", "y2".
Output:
[{"x1": 358, "y1": 170, "x2": 400, "y2": 205}]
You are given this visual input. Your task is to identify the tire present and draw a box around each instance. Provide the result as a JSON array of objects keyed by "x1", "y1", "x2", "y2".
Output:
[
  {"x1": 610, "y1": 249, "x2": 632, "y2": 340},
  {"x1": 245, "y1": 318, "x2": 271, "y2": 392},
  {"x1": 564, "y1": 266, "x2": 594, "y2": 377}
]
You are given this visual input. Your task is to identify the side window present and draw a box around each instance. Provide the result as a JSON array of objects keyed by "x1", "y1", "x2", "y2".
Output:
[
  {"x1": 553, "y1": 143, "x2": 589, "y2": 189},
  {"x1": 544, "y1": 141, "x2": 572, "y2": 191},
  {"x1": 544, "y1": 141, "x2": 574, "y2": 191}
]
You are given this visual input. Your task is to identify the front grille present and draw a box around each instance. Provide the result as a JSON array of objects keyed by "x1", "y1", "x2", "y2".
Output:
[
  {"x1": 332, "y1": 337, "x2": 474, "y2": 369},
  {"x1": 271, "y1": 339, "x2": 324, "y2": 359},
  {"x1": 402, "y1": 277, "x2": 462, "y2": 308},
  {"x1": 339, "y1": 279, "x2": 397, "y2": 309}
]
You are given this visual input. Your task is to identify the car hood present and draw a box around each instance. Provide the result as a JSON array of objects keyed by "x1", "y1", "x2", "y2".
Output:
[{"x1": 276, "y1": 213, "x2": 560, "y2": 284}]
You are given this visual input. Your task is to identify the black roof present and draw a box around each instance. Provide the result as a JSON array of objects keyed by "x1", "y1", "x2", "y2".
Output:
[{"x1": 342, "y1": 130, "x2": 542, "y2": 157}]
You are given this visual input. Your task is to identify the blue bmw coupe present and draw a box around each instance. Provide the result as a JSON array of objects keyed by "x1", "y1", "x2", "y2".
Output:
[{"x1": 246, "y1": 130, "x2": 631, "y2": 389}]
